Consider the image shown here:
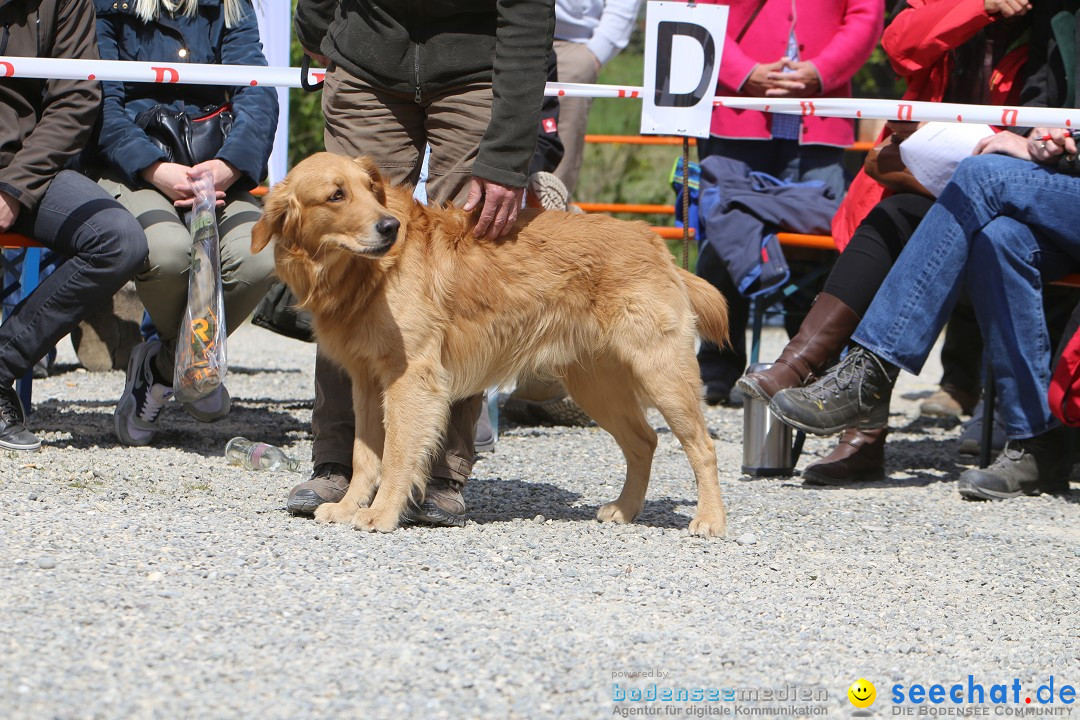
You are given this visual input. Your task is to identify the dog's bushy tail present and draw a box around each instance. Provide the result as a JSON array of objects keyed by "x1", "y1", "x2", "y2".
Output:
[{"x1": 677, "y1": 267, "x2": 729, "y2": 346}]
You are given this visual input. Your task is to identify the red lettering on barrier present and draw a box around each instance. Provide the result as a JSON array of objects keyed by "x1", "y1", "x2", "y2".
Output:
[
  {"x1": 151, "y1": 66, "x2": 180, "y2": 83},
  {"x1": 1001, "y1": 108, "x2": 1018, "y2": 126},
  {"x1": 0, "y1": 62, "x2": 13, "y2": 77},
  {"x1": 313, "y1": 72, "x2": 325, "y2": 83},
  {"x1": 800, "y1": 101, "x2": 815, "y2": 116},
  {"x1": 897, "y1": 104, "x2": 913, "y2": 121}
]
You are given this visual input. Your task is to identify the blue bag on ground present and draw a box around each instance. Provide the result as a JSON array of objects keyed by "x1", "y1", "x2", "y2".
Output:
[{"x1": 696, "y1": 155, "x2": 839, "y2": 298}]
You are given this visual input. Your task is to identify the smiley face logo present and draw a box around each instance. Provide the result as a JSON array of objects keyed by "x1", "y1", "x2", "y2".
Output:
[{"x1": 848, "y1": 679, "x2": 876, "y2": 708}]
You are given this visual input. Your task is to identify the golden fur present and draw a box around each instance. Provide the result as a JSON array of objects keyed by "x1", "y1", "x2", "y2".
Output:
[{"x1": 252, "y1": 152, "x2": 731, "y2": 536}]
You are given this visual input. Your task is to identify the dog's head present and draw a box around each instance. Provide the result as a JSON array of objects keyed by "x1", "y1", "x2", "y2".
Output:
[{"x1": 251, "y1": 152, "x2": 402, "y2": 260}]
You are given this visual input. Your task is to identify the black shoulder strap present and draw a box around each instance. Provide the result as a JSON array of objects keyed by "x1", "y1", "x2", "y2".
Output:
[{"x1": 736, "y1": 0, "x2": 770, "y2": 44}]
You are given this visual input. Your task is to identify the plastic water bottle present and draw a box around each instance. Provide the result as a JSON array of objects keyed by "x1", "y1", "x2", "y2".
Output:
[{"x1": 225, "y1": 437, "x2": 300, "y2": 472}]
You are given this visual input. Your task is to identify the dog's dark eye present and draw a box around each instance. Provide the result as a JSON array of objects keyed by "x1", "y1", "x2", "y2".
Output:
[{"x1": 328, "y1": 188, "x2": 345, "y2": 203}]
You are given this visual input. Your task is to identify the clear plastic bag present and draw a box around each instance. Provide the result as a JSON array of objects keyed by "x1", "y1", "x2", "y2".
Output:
[{"x1": 173, "y1": 171, "x2": 227, "y2": 403}]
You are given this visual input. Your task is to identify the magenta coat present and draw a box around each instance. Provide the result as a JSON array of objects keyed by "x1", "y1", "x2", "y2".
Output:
[{"x1": 700, "y1": 0, "x2": 884, "y2": 146}]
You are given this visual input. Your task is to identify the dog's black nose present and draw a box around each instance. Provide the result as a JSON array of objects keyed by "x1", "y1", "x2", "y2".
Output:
[{"x1": 375, "y1": 216, "x2": 400, "y2": 240}]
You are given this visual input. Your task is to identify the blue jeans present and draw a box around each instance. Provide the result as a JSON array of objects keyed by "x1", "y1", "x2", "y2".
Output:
[{"x1": 852, "y1": 153, "x2": 1080, "y2": 440}]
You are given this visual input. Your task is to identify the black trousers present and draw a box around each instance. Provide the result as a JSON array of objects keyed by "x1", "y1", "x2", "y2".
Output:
[{"x1": 1, "y1": 170, "x2": 147, "y2": 384}]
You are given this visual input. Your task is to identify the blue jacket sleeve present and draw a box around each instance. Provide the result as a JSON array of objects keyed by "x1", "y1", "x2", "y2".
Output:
[
  {"x1": 94, "y1": 13, "x2": 168, "y2": 185},
  {"x1": 216, "y1": 5, "x2": 279, "y2": 190}
]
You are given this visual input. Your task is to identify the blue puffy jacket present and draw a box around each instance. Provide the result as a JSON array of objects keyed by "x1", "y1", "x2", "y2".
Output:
[{"x1": 92, "y1": 0, "x2": 278, "y2": 190}]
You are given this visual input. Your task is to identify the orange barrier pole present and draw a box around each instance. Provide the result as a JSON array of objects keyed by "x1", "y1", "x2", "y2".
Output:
[
  {"x1": 583, "y1": 135, "x2": 875, "y2": 153},
  {"x1": 577, "y1": 202, "x2": 675, "y2": 214},
  {"x1": 584, "y1": 134, "x2": 695, "y2": 146}
]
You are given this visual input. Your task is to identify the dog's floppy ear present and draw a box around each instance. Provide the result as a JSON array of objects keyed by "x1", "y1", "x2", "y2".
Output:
[
  {"x1": 252, "y1": 181, "x2": 301, "y2": 254},
  {"x1": 353, "y1": 155, "x2": 387, "y2": 205}
]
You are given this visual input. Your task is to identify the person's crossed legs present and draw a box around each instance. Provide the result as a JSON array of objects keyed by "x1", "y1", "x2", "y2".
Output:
[{"x1": 770, "y1": 153, "x2": 1080, "y2": 499}]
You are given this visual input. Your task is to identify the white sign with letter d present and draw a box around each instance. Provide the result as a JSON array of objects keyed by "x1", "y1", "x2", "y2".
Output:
[{"x1": 641, "y1": 1, "x2": 728, "y2": 137}]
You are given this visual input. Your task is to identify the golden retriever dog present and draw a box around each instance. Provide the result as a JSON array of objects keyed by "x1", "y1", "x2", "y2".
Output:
[{"x1": 251, "y1": 153, "x2": 730, "y2": 537}]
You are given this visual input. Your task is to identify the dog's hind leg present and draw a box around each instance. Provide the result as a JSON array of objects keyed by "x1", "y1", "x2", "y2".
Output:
[
  {"x1": 632, "y1": 347, "x2": 727, "y2": 538},
  {"x1": 563, "y1": 361, "x2": 657, "y2": 525},
  {"x1": 350, "y1": 367, "x2": 451, "y2": 533},
  {"x1": 314, "y1": 370, "x2": 385, "y2": 525}
]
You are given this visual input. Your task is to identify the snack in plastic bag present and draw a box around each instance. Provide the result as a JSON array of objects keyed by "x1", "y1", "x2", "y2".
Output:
[{"x1": 173, "y1": 171, "x2": 227, "y2": 403}]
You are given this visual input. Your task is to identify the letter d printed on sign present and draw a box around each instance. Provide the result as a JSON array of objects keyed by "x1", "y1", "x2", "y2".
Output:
[{"x1": 641, "y1": 1, "x2": 728, "y2": 138}]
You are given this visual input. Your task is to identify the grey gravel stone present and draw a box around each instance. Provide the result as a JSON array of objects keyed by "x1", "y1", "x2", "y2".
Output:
[
  {"x1": 36, "y1": 557, "x2": 56, "y2": 569},
  {"x1": 1, "y1": 325, "x2": 1076, "y2": 720},
  {"x1": 736, "y1": 533, "x2": 758, "y2": 546}
]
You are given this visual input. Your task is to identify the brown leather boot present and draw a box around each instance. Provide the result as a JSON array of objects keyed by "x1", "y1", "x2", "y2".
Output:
[
  {"x1": 736, "y1": 293, "x2": 862, "y2": 402},
  {"x1": 802, "y1": 427, "x2": 888, "y2": 485}
]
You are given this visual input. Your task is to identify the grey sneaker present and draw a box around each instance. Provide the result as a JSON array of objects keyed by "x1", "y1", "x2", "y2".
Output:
[
  {"x1": 181, "y1": 383, "x2": 232, "y2": 423},
  {"x1": 287, "y1": 462, "x2": 351, "y2": 516},
  {"x1": 769, "y1": 346, "x2": 897, "y2": 435},
  {"x1": 403, "y1": 477, "x2": 467, "y2": 528},
  {"x1": 0, "y1": 382, "x2": 41, "y2": 451},
  {"x1": 957, "y1": 428, "x2": 1070, "y2": 500},
  {"x1": 114, "y1": 340, "x2": 174, "y2": 446}
]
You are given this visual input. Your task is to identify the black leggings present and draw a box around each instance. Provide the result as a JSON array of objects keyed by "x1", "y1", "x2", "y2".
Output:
[{"x1": 823, "y1": 192, "x2": 935, "y2": 312}]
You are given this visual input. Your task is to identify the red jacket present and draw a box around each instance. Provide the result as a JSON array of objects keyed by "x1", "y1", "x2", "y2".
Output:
[
  {"x1": 831, "y1": 0, "x2": 1027, "y2": 249},
  {"x1": 700, "y1": 0, "x2": 883, "y2": 146}
]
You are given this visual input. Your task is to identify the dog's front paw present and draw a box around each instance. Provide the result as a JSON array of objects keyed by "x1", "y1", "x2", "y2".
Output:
[
  {"x1": 351, "y1": 507, "x2": 401, "y2": 533},
  {"x1": 314, "y1": 501, "x2": 356, "y2": 525},
  {"x1": 688, "y1": 512, "x2": 726, "y2": 538},
  {"x1": 597, "y1": 501, "x2": 640, "y2": 525}
]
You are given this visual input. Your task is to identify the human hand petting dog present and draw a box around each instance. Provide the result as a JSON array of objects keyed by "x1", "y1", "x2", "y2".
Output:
[{"x1": 464, "y1": 177, "x2": 524, "y2": 239}]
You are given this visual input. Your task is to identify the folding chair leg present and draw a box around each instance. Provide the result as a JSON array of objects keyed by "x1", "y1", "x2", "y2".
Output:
[
  {"x1": 14, "y1": 247, "x2": 42, "y2": 414},
  {"x1": 979, "y1": 356, "x2": 995, "y2": 469}
]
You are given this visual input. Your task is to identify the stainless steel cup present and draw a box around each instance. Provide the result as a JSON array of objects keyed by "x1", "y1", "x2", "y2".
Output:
[{"x1": 741, "y1": 363, "x2": 798, "y2": 476}]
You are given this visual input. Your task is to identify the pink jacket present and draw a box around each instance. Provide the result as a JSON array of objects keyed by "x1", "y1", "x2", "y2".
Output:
[{"x1": 700, "y1": 0, "x2": 884, "y2": 146}]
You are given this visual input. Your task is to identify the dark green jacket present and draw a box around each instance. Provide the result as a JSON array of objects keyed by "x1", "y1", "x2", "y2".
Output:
[{"x1": 295, "y1": 0, "x2": 555, "y2": 189}]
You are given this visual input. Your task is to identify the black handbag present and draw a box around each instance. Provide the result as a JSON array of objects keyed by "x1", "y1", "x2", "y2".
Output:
[
  {"x1": 251, "y1": 281, "x2": 316, "y2": 343},
  {"x1": 135, "y1": 103, "x2": 234, "y2": 166}
]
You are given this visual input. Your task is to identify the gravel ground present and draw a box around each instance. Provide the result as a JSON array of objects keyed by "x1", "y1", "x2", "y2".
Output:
[{"x1": 2, "y1": 324, "x2": 1078, "y2": 720}]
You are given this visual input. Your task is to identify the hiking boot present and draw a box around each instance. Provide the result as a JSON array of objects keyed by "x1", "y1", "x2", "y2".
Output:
[
  {"x1": 769, "y1": 346, "x2": 898, "y2": 435},
  {"x1": 802, "y1": 427, "x2": 887, "y2": 486},
  {"x1": 737, "y1": 293, "x2": 862, "y2": 402},
  {"x1": 0, "y1": 382, "x2": 41, "y2": 451},
  {"x1": 957, "y1": 428, "x2": 1070, "y2": 500},
  {"x1": 287, "y1": 462, "x2": 351, "y2": 516},
  {"x1": 502, "y1": 376, "x2": 592, "y2": 427},
  {"x1": 403, "y1": 477, "x2": 467, "y2": 528},
  {"x1": 920, "y1": 384, "x2": 978, "y2": 418},
  {"x1": 527, "y1": 171, "x2": 569, "y2": 211},
  {"x1": 181, "y1": 383, "x2": 232, "y2": 423},
  {"x1": 114, "y1": 340, "x2": 174, "y2": 446}
]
